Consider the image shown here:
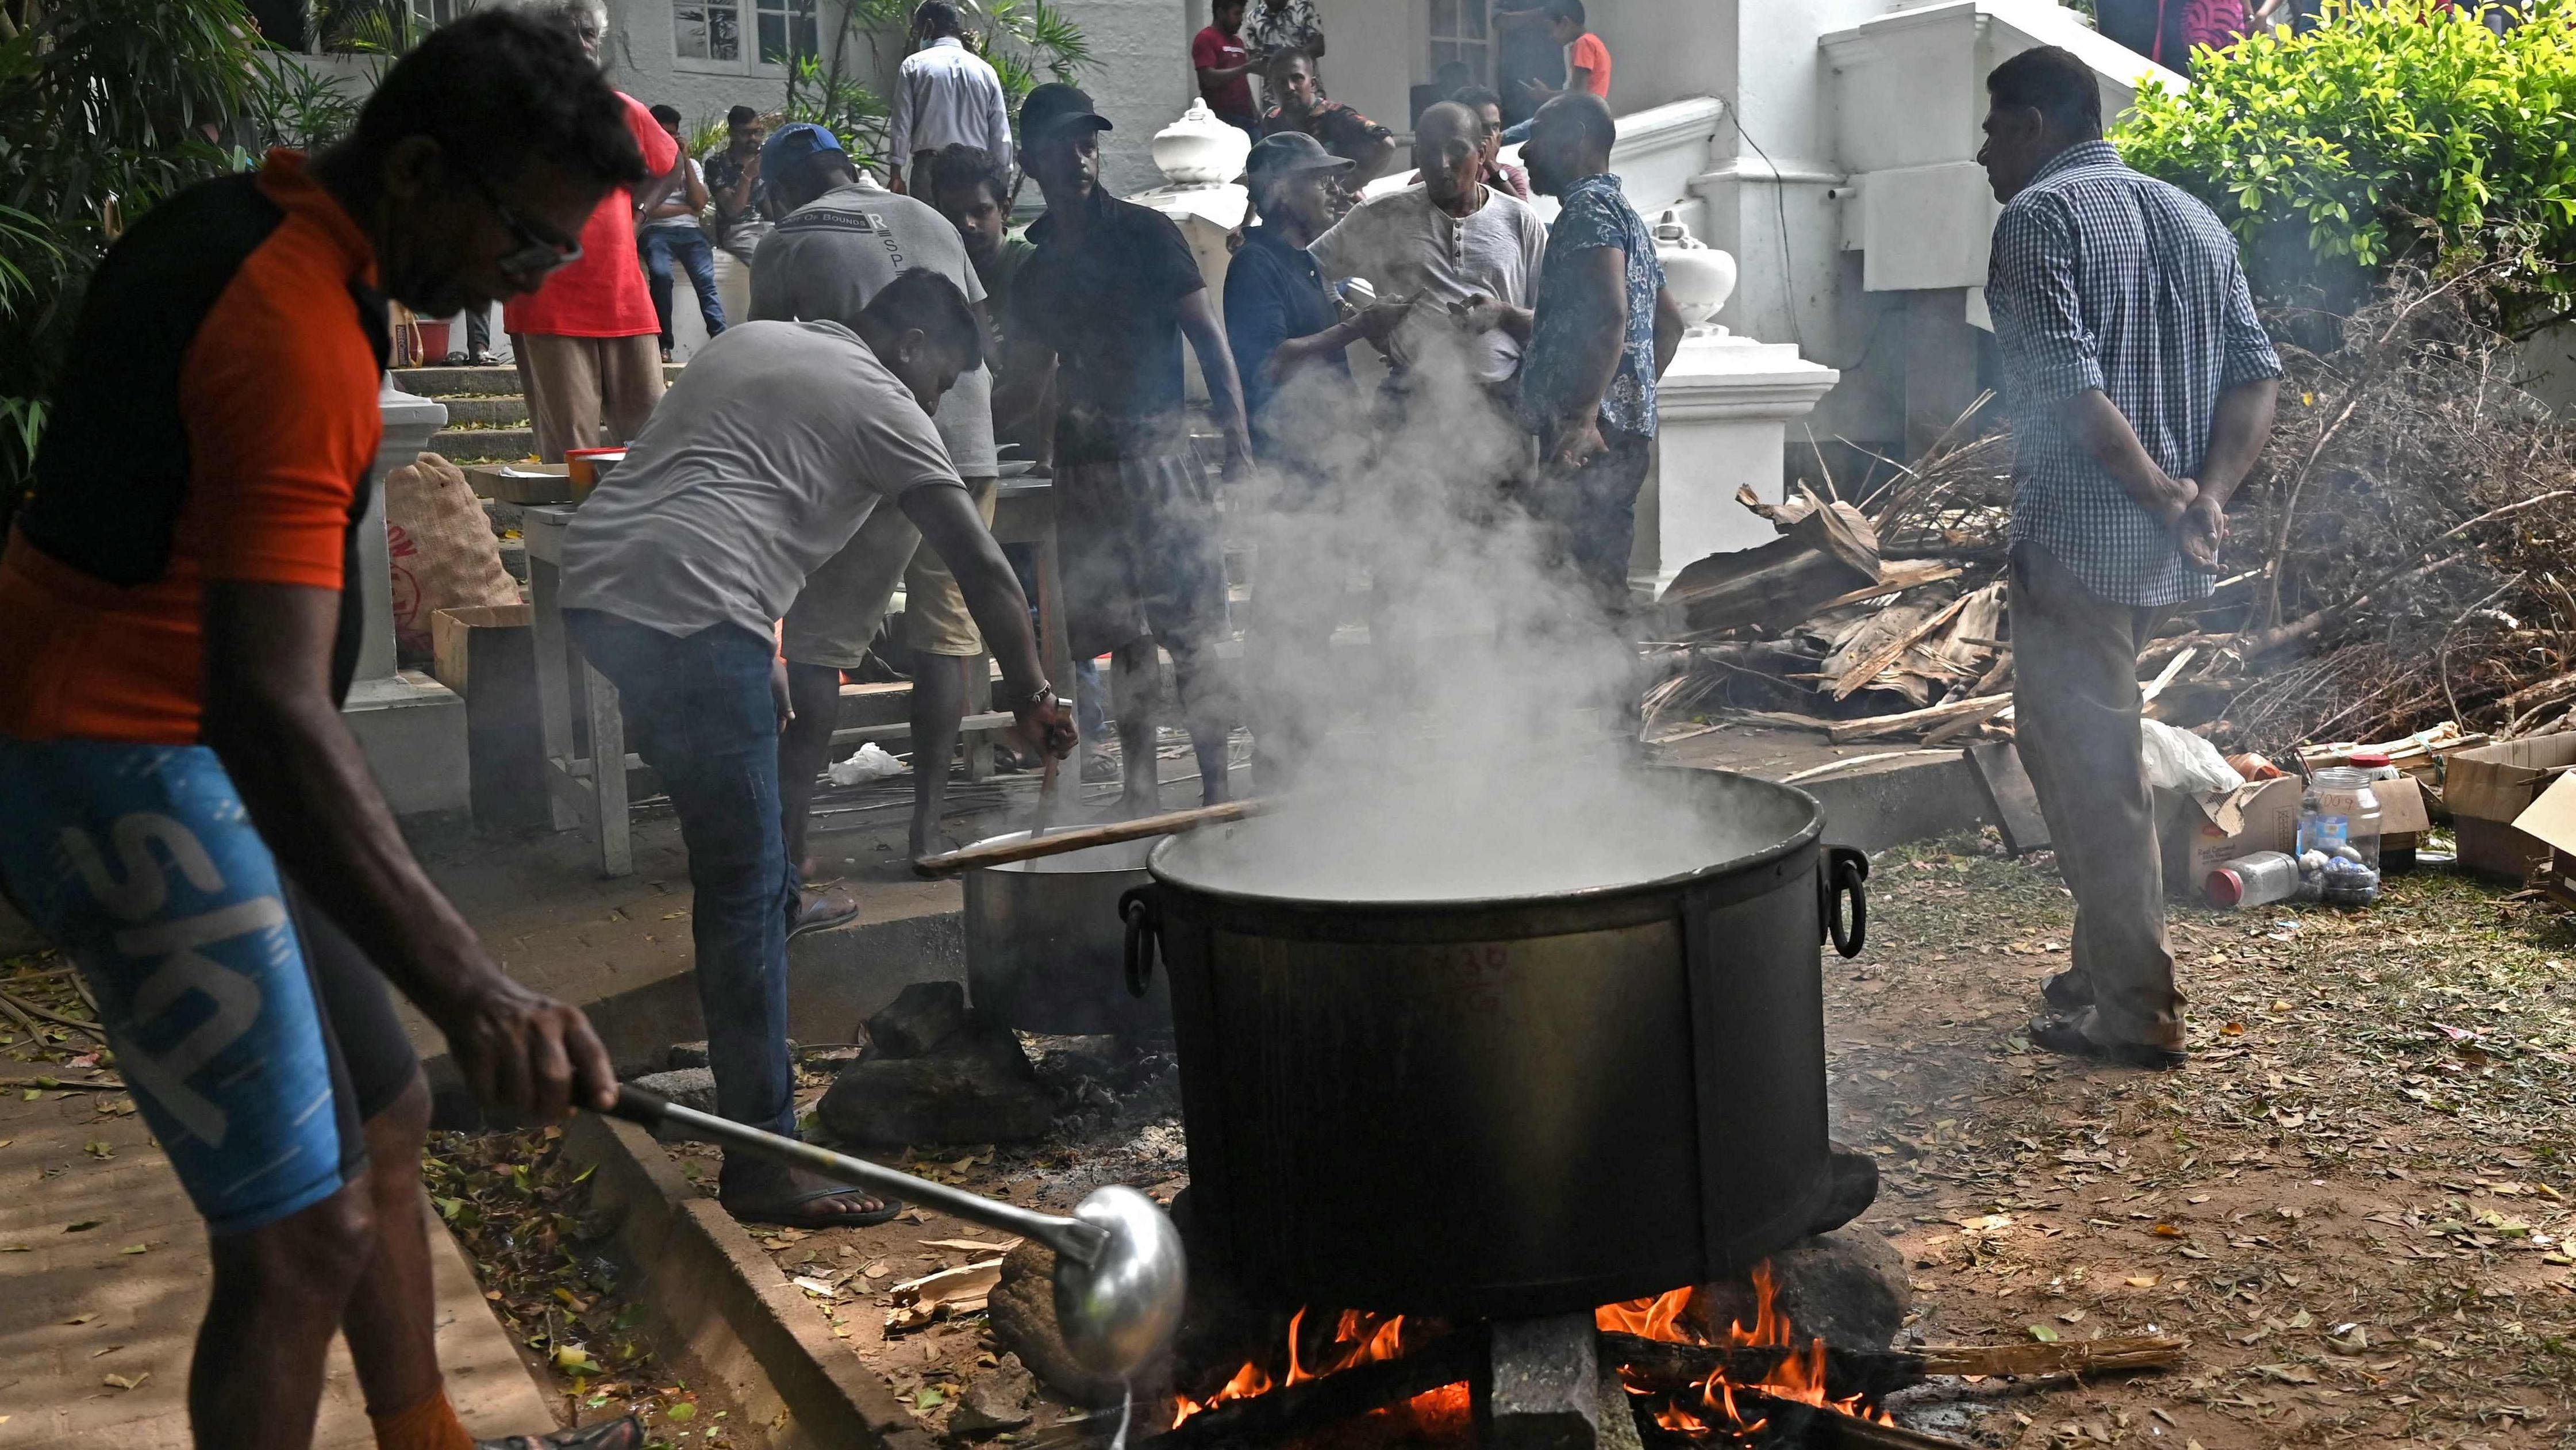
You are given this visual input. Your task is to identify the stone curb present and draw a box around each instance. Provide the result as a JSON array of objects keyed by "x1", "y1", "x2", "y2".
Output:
[{"x1": 564, "y1": 1112, "x2": 940, "y2": 1450}]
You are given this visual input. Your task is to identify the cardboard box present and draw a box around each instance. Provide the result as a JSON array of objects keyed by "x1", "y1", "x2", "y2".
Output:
[
  {"x1": 2510, "y1": 773, "x2": 2576, "y2": 906},
  {"x1": 429, "y1": 604, "x2": 545, "y2": 831},
  {"x1": 2369, "y1": 774, "x2": 2434, "y2": 855},
  {"x1": 463, "y1": 463, "x2": 572, "y2": 504},
  {"x1": 430, "y1": 603, "x2": 530, "y2": 695},
  {"x1": 2443, "y1": 732, "x2": 2576, "y2": 878},
  {"x1": 2159, "y1": 776, "x2": 2304, "y2": 896}
]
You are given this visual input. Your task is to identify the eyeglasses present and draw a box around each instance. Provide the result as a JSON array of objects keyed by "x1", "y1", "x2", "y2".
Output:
[{"x1": 453, "y1": 164, "x2": 584, "y2": 282}]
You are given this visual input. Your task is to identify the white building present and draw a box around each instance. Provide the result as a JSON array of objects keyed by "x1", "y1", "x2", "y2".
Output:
[{"x1": 592, "y1": 0, "x2": 2167, "y2": 467}]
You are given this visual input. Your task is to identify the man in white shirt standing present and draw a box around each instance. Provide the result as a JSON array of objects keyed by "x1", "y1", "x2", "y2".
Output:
[
  {"x1": 887, "y1": 2, "x2": 1012, "y2": 198},
  {"x1": 1311, "y1": 100, "x2": 1547, "y2": 428}
]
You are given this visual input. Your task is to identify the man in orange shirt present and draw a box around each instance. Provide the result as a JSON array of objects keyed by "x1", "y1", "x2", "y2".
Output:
[
  {"x1": 503, "y1": 0, "x2": 680, "y2": 461},
  {"x1": 0, "y1": 14, "x2": 645, "y2": 1449},
  {"x1": 1495, "y1": 0, "x2": 1610, "y2": 141}
]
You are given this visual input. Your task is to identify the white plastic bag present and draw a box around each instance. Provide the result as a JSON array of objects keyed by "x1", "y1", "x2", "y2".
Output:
[
  {"x1": 826, "y1": 742, "x2": 909, "y2": 785},
  {"x1": 2140, "y1": 718, "x2": 2243, "y2": 794}
]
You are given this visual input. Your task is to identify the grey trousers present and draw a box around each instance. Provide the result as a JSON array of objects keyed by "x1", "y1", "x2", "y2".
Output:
[{"x1": 2009, "y1": 541, "x2": 2186, "y2": 1050}]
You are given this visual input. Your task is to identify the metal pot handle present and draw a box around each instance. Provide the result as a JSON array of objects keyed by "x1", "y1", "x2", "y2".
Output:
[
  {"x1": 1820, "y1": 846, "x2": 1868, "y2": 959},
  {"x1": 1120, "y1": 886, "x2": 1161, "y2": 998}
]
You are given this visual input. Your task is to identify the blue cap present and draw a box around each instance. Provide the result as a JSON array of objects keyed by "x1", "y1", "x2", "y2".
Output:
[{"x1": 759, "y1": 121, "x2": 845, "y2": 185}]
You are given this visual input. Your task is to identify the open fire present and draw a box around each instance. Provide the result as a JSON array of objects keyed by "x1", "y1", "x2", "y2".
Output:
[
  {"x1": 1172, "y1": 1307, "x2": 1473, "y2": 1437},
  {"x1": 1170, "y1": 1263, "x2": 1894, "y2": 1445},
  {"x1": 1597, "y1": 1264, "x2": 1897, "y2": 1439}
]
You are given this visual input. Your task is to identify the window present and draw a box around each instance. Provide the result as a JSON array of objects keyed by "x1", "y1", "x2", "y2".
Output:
[
  {"x1": 675, "y1": 0, "x2": 814, "y2": 71},
  {"x1": 1428, "y1": 0, "x2": 1490, "y2": 86}
]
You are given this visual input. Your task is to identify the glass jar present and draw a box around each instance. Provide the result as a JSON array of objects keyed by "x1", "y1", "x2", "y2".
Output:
[
  {"x1": 2299, "y1": 766, "x2": 2382, "y2": 907},
  {"x1": 2348, "y1": 751, "x2": 2412, "y2": 872}
]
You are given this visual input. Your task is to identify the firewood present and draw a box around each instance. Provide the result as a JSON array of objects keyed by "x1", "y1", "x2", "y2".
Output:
[
  {"x1": 1141, "y1": 1328, "x2": 1487, "y2": 1449},
  {"x1": 1597, "y1": 1332, "x2": 1917, "y2": 1403},
  {"x1": 1829, "y1": 588, "x2": 1985, "y2": 701},
  {"x1": 1627, "y1": 1386, "x2": 1973, "y2": 1449},
  {"x1": 1596, "y1": 1329, "x2": 2187, "y2": 1401},
  {"x1": 1806, "y1": 562, "x2": 1965, "y2": 616},
  {"x1": 1909, "y1": 1334, "x2": 2188, "y2": 1379},
  {"x1": 1662, "y1": 502, "x2": 1882, "y2": 639},
  {"x1": 1767, "y1": 1393, "x2": 1975, "y2": 1450},
  {"x1": 1827, "y1": 694, "x2": 2010, "y2": 745}
]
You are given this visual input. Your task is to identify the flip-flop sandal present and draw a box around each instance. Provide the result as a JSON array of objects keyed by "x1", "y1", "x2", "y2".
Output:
[
  {"x1": 478, "y1": 1416, "x2": 644, "y2": 1449},
  {"x1": 723, "y1": 1183, "x2": 905, "y2": 1229},
  {"x1": 787, "y1": 883, "x2": 860, "y2": 939}
]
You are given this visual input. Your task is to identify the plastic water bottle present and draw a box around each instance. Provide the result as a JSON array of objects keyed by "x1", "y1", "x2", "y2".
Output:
[
  {"x1": 2204, "y1": 850, "x2": 2311, "y2": 910},
  {"x1": 2299, "y1": 767, "x2": 2382, "y2": 907}
]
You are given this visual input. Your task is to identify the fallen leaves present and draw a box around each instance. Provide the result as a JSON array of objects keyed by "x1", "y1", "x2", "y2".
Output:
[{"x1": 101, "y1": 1371, "x2": 147, "y2": 1391}]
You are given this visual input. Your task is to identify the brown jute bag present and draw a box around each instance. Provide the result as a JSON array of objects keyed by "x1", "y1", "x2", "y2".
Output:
[{"x1": 386, "y1": 451, "x2": 518, "y2": 663}]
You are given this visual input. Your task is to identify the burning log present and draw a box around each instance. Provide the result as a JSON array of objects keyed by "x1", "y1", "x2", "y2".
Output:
[
  {"x1": 1598, "y1": 1330, "x2": 2188, "y2": 1400},
  {"x1": 1713, "y1": 1389, "x2": 1973, "y2": 1449},
  {"x1": 1141, "y1": 1326, "x2": 1486, "y2": 1449}
]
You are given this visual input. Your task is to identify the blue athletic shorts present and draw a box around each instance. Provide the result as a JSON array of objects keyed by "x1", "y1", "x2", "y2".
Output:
[{"x1": 0, "y1": 737, "x2": 418, "y2": 1236}]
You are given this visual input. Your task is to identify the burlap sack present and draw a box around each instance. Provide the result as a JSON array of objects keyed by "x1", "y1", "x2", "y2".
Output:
[{"x1": 386, "y1": 451, "x2": 518, "y2": 663}]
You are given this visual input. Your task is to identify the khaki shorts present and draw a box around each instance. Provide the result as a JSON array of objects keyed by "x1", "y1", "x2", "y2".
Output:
[{"x1": 779, "y1": 477, "x2": 997, "y2": 670}]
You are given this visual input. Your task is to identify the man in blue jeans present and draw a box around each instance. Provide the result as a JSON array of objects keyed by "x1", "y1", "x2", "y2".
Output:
[
  {"x1": 639, "y1": 102, "x2": 725, "y2": 360},
  {"x1": 562, "y1": 271, "x2": 1075, "y2": 1227}
]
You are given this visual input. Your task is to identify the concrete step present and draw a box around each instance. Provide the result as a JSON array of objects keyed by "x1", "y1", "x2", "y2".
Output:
[
  {"x1": 394, "y1": 362, "x2": 686, "y2": 397},
  {"x1": 397, "y1": 364, "x2": 518, "y2": 396},
  {"x1": 439, "y1": 394, "x2": 530, "y2": 427},
  {"x1": 430, "y1": 425, "x2": 537, "y2": 462}
]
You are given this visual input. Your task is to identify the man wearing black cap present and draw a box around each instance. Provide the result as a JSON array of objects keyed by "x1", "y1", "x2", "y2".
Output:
[
  {"x1": 1002, "y1": 83, "x2": 1256, "y2": 816},
  {"x1": 1227, "y1": 132, "x2": 1406, "y2": 784}
]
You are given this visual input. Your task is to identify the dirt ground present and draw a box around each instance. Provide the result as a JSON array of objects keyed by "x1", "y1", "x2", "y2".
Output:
[
  {"x1": 649, "y1": 1035, "x2": 1188, "y2": 1441},
  {"x1": 1844, "y1": 837, "x2": 2576, "y2": 1449}
]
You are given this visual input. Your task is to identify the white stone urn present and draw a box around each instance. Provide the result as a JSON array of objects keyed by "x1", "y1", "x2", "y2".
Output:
[
  {"x1": 1653, "y1": 210, "x2": 1738, "y2": 337},
  {"x1": 1152, "y1": 97, "x2": 1251, "y2": 186}
]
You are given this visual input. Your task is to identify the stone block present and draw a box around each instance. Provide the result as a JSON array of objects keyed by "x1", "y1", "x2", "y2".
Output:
[
  {"x1": 816, "y1": 1016, "x2": 1051, "y2": 1146},
  {"x1": 864, "y1": 979, "x2": 968, "y2": 1058},
  {"x1": 1689, "y1": 1225, "x2": 1911, "y2": 1352}
]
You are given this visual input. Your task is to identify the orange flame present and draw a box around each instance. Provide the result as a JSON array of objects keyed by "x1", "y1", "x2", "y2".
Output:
[
  {"x1": 1171, "y1": 1306, "x2": 1462, "y2": 1431},
  {"x1": 1599, "y1": 1263, "x2": 1896, "y2": 1438},
  {"x1": 1174, "y1": 1260, "x2": 1891, "y2": 1441}
]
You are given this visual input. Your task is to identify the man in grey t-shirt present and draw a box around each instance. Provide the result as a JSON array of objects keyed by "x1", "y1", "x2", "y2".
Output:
[
  {"x1": 564, "y1": 279, "x2": 1074, "y2": 1230},
  {"x1": 753, "y1": 121, "x2": 1007, "y2": 883}
]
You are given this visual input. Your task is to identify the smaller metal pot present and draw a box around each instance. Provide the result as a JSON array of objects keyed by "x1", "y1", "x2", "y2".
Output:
[{"x1": 964, "y1": 831, "x2": 1174, "y2": 1038}]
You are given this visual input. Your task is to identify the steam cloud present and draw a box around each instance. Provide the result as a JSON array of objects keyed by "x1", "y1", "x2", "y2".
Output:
[{"x1": 1171, "y1": 310, "x2": 1794, "y2": 902}]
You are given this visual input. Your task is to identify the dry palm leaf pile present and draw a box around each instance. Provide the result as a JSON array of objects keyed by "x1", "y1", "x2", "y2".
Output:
[{"x1": 1647, "y1": 264, "x2": 2576, "y2": 760}]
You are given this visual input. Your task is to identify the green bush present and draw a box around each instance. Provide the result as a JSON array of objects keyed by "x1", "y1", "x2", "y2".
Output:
[{"x1": 2113, "y1": 0, "x2": 2576, "y2": 325}]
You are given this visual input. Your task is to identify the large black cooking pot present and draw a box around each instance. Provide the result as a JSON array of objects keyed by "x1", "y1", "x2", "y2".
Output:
[{"x1": 1117, "y1": 769, "x2": 1866, "y2": 1319}]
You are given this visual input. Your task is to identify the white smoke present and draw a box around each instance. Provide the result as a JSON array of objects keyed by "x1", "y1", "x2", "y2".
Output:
[{"x1": 1185, "y1": 294, "x2": 1792, "y2": 902}]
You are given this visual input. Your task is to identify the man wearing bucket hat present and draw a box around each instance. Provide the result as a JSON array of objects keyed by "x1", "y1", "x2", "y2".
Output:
[
  {"x1": 1226, "y1": 131, "x2": 1405, "y2": 785},
  {"x1": 999, "y1": 83, "x2": 1257, "y2": 817}
]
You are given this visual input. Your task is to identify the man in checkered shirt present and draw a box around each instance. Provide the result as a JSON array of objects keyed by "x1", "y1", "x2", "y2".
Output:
[{"x1": 1979, "y1": 45, "x2": 2282, "y2": 1071}]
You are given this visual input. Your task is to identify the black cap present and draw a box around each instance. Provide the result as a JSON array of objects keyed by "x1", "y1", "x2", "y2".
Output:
[
  {"x1": 1020, "y1": 82, "x2": 1113, "y2": 145},
  {"x1": 1244, "y1": 130, "x2": 1352, "y2": 182}
]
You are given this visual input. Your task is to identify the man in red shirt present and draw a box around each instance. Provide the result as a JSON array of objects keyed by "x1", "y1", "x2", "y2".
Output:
[
  {"x1": 0, "y1": 13, "x2": 643, "y2": 1448},
  {"x1": 1192, "y1": 0, "x2": 1261, "y2": 140},
  {"x1": 503, "y1": 0, "x2": 679, "y2": 461}
]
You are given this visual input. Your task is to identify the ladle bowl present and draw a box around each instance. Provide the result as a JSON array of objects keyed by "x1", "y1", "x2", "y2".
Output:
[{"x1": 605, "y1": 1083, "x2": 1186, "y2": 1380}]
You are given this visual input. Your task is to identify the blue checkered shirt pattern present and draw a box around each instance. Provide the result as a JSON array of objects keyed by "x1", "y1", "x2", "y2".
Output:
[{"x1": 1987, "y1": 140, "x2": 2283, "y2": 607}]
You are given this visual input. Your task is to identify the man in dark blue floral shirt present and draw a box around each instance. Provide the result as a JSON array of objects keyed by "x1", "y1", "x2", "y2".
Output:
[{"x1": 1518, "y1": 91, "x2": 1682, "y2": 616}]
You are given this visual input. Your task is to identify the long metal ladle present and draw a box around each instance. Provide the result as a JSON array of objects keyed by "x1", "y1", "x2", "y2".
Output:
[{"x1": 606, "y1": 1083, "x2": 1186, "y2": 1379}]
